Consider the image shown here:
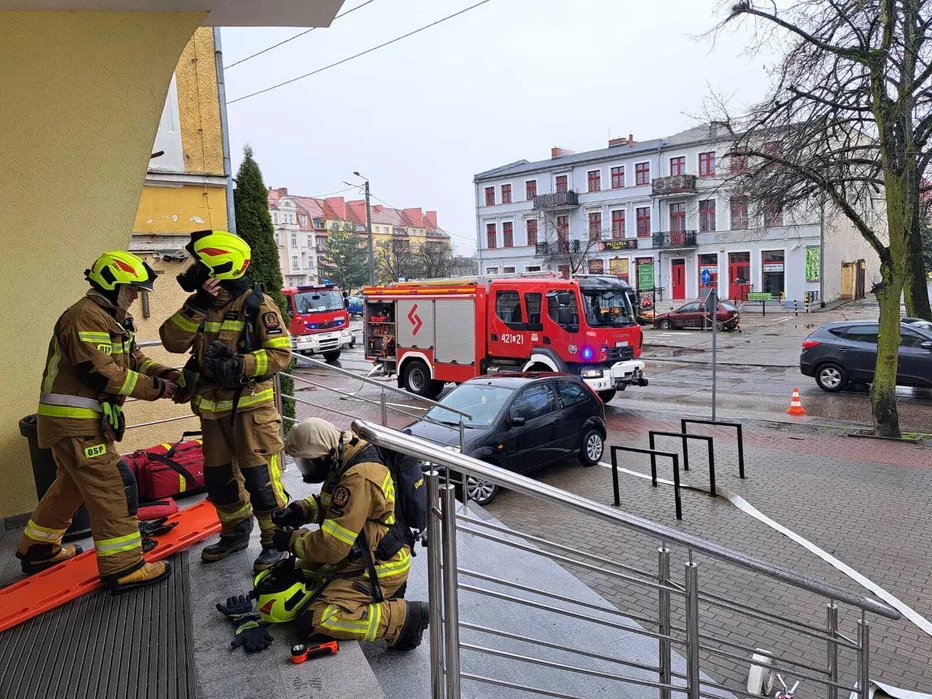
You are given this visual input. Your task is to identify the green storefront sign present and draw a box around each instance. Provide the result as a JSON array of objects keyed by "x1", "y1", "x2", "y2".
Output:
[
  {"x1": 805, "y1": 245, "x2": 821, "y2": 282},
  {"x1": 637, "y1": 263, "x2": 654, "y2": 290},
  {"x1": 747, "y1": 292, "x2": 773, "y2": 301}
]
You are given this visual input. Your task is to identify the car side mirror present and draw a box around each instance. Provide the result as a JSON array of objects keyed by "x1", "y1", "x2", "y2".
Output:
[{"x1": 508, "y1": 416, "x2": 526, "y2": 428}]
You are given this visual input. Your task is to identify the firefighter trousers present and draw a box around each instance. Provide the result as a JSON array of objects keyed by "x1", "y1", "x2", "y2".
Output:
[
  {"x1": 17, "y1": 435, "x2": 144, "y2": 580},
  {"x1": 200, "y1": 403, "x2": 288, "y2": 546}
]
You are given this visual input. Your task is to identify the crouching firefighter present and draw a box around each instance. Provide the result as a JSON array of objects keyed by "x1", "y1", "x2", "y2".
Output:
[
  {"x1": 17, "y1": 251, "x2": 179, "y2": 593},
  {"x1": 159, "y1": 230, "x2": 291, "y2": 572},
  {"x1": 265, "y1": 418, "x2": 429, "y2": 651}
]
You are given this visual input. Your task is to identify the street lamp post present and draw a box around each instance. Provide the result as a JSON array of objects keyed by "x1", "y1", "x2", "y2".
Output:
[{"x1": 354, "y1": 171, "x2": 375, "y2": 286}]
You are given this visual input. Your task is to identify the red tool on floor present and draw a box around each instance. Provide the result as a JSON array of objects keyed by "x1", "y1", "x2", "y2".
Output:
[
  {"x1": 0, "y1": 500, "x2": 220, "y2": 633},
  {"x1": 291, "y1": 640, "x2": 339, "y2": 664}
]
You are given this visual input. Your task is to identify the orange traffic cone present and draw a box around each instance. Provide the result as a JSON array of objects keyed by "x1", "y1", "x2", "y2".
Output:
[{"x1": 786, "y1": 387, "x2": 807, "y2": 416}]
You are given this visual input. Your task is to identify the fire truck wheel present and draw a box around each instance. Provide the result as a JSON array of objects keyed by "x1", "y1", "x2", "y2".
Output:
[
  {"x1": 597, "y1": 390, "x2": 616, "y2": 404},
  {"x1": 323, "y1": 349, "x2": 342, "y2": 362},
  {"x1": 403, "y1": 360, "x2": 432, "y2": 397},
  {"x1": 579, "y1": 429, "x2": 605, "y2": 466}
]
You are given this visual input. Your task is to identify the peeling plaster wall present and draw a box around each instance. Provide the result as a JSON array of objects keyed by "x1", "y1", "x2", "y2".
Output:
[{"x1": 0, "y1": 11, "x2": 206, "y2": 518}]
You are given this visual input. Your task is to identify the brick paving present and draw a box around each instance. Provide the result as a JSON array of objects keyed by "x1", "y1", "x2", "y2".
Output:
[{"x1": 291, "y1": 366, "x2": 932, "y2": 692}]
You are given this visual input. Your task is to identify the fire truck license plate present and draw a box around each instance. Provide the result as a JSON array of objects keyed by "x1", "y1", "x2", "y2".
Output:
[{"x1": 616, "y1": 341, "x2": 628, "y2": 347}]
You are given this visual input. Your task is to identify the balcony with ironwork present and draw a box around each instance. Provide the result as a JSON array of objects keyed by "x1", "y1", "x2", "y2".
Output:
[
  {"x1": 533, "y1": 190, "x2": 579, "y2": 210},
  {"x1": 652, "y1": 230, "x2": 698, "y2": 249},
  {"x1": 651, "y1": 174, "x2": 697, "y2": 197},
  {"x1": 536, "y1": 239, "x2": 581, "y2": 255}
]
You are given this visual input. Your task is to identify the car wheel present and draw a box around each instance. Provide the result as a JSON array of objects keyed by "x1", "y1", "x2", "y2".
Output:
[
  {"x1": 815, "y1": 363, "x2": 847, "y2": 392},
  {"x1": 597, "y1": 390, "x2": 616, "y2": 404},
  {"x1": 658, "y1": 319, "x2": 672, "y2": 330},
  {"x1": 426, "y1": 380, "x2": 445, "y2": 400},
  {"x1": 323, "y1": 349, "x2": 341, "y2": 362},
  {"x1": 403, "y1": 360, "x2": 432, "y2": 397},
  {"x1": 464, "y1": 475, "x2": 499, "y2": 505},
  {"x1": 579, "y1": 428, "x2": 605, "y2": 466}
]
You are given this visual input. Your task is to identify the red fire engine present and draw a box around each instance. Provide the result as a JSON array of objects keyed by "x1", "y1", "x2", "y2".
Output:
[
  {"x1": 282, "y1": 284, "x2": 354, "y2": 361},
  {"x1": 363, "y1": 275, "x2": 647, "y2": 402}
]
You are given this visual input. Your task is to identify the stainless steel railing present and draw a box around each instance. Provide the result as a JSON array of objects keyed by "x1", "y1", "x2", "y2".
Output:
[{"x1": 352, "y1": 418, "x2": 899, "y2": 699}]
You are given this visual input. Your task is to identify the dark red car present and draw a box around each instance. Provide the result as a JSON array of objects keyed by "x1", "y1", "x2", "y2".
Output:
[{"x1": 653, "y1": 300, "x2": 740, "y2": 331}]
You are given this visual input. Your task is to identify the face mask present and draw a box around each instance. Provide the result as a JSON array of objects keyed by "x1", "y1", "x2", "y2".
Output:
[
  {"x1": 295, "y1": 451, "x2": 334, "y2": 484},
  {"x1": 177, "y1": 261, "x2": 211, "y2": 292}
]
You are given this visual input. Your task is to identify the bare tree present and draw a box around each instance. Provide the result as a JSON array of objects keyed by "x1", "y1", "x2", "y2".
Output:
[
  {"x1": 419, "y1": 236, "x2": 453, "y2": 278},
  {"x1": 712, "y1": 0, "x2": 932, "y2": 436},
  {"x1": 376, "y1": 234, "x2": 423, "y2": 283},
  {"x1": 536, "y1": 211, "x2": 604, "y2": 276}
]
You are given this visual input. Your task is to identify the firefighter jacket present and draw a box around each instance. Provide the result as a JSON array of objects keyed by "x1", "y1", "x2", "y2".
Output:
[
  {"x1": 159, "y1": 286, "x2": 292, "y2": 420},
  {"x1": 291, "y1": 438, "x2": 410, "y2": 582},
  {"x1": 37, "y1": 292, "x2": 176, "y2": 448}
]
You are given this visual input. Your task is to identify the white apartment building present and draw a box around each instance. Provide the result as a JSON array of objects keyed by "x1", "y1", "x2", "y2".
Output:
[
  {"x1": 474, "y1": 126, "x2": 879, "y2": 306},
  {"x1": 269, "y1": 189, "x2": 318, "y2": 287}
]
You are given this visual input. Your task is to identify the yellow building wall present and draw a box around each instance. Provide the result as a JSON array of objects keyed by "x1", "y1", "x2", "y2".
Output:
[
  {"x1": 134, "y1": 185, "x2": 228, "y2": 234},
  {"x1": 176, "y1": 27, "x2": 225, "y2": 177},
  {"x1": 0, "y1": 11, "x2": 206, "y2": 519}
]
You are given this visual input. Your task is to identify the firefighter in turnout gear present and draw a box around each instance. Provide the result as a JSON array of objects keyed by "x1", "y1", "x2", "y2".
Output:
[
  {"x1": 17, "y1": 251, "x2": 178, "y2": 593},
  {"x1": 159, "y1": 230, "x2": 292, "y2": 572},
  {"x1": 269, "y1": 418, "x2": 429, "y2": 651}
]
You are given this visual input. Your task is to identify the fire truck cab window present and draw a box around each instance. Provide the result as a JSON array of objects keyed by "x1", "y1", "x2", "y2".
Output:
[
  {"x1": 524, "y1": 292, "x2": 543, "y2": 329},
  {"x1": 294, "y1": 290, "x2": 343, "y2": 313},
  {"x1": 495, "y1": 290, "x2": 525, "y2": 328},
  {"x1": 547, "y1": 291, "x2": 579, "y2": 332}
]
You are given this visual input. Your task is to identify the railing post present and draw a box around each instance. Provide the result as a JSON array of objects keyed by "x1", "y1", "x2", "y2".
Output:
[
  {"x1": 426, "y1": 472, "x2": 445, "y2": 699},
  {"x1": 858, "y1": 616, "x2": 871, "y2": 699},
  {"x1": 658, "y1": 544, "x2": 672, "y2": 699},
  {"x1": 441, "y1": 484, "x2": 461, "y2": 699},
  {"x1": 380, "y1": 389, "x2": 388, "y2": 426},
  {"x1": 685, "y1": 557, "x2": 701, "y2": 699},
  {"x1": 826, "y1": 602, "x2": 839, "y2": 699}
]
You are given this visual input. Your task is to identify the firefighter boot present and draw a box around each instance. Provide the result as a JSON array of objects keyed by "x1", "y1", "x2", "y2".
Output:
[
  {"x1": 19, "y1": 544, "x2": 84, "y2": 576},
  {"x1": 108, "y1": 561, "x2": 173, "y2": 595},
  {"x1": 201, "y1": 518, "x2": 253, "y2": 563},
  {"x1": 388, "y1": 601, "x2": 430, "y2": 652},
  {"x1": 253, "y1": 547, "x2": 285, "y2": 573}
]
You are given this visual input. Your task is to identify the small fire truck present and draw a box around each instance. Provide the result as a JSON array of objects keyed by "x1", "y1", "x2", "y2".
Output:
[
  {"x1": 282, "y1": 284, "x2": 354, "y2": 361},
  {"x1": 363, "y1": 275, "x2": 647, "y2": 402}
]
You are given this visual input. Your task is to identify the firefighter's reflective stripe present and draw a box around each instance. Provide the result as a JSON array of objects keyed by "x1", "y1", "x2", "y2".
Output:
[
  {"x1": 321, "y1": 518, "x2": 357, "y2": 546},
  {"x1": 192, "y1": 387, "x2": 275, "y2": 413},
  {"x1": 252, "y1": 349, "x2": 269, "y2": 376},
  {"x1": 262, "y1": 336, "x2": 291, "y2": 349},
  {"x1": 169, "y1": 312, "x2": 200, "y2": 333},
  {"x1": 380, "y1": 472, "x2": 396, "y2": 525},
  {"x1": 365, "y1": 603, "x2": 382, "y2": 641},
  {"x1": 203, "y1": 320, "x2": 245, "y2": 334},
  {"x1": 77, "y1": 331, "x2": 111, "y2": 344},
  {"x1": 118, "y1": 370, "x2": 140, "y2": 396},
  {"x1": 269, "y1": 453, "x2": 287, "y2": 504},
  {"x1": 109, "y1": 343, "x2": 125, "y2": 355},
  {"x1": 42, "y1": 339, "x2": 63, "y2": 394},
  {"x1": 319, "y1": 604, "x2": 370, "y2": 638},
  {"x1": 217, "y1": 502, "x2": 253, "y2": 524},
  {"x1": 138, "y1": 358, "x2": 157, "y2": 374},
  {"x1": 23, "y1": 519, "x2": 66, "y2": 543},
  {"x1": 374, "y1": 547, "x2": 410, "y2": 579},
  {"x1": 95, "y1": 531, "x2": 142, "y2": 556},
  {"x1": 39, "y1": 393, "x2": 102, "y2": 412},
  {"x1": 37, "y1": 392, "x2": 102, "y2": 419}
]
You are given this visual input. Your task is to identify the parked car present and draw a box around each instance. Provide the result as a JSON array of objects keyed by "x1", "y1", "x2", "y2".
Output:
[
  {"x1": 653, "y1": 301, "x2": 740, "y2": 331},
  {"x1": 346, "y1": 295, "x2": 364, "y2": 317},
  {"x1": 800, "y1": 320, "x2": 932, "y2": 392},
  {"x1": 403, "y1": 373, "x2": 607, "y2": 505}
]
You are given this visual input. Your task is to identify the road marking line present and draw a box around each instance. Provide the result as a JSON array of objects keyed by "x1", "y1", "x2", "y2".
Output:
[{"x1": 598, "y1": 461, "x2": 932, "y2": 638}]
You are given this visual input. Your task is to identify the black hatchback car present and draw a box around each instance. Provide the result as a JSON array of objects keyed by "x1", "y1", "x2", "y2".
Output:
[
  {"x1": 800, "y1": 320, "x2": 932, "y2": 392},
  {"x1": 404, "y1": 373, "x2": 608, "y2": 505}
]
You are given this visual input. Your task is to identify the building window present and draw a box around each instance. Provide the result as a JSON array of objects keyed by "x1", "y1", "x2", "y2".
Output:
[
  {"x1": 670, "y1": 203, "x2": 686, "y2": 232},
  {"x1": 526, "y1": 180, "x2": 537, "y2": 200},
  {"x1": 501, "y1": 184, "x2": 512, "y2": 204},
  {"x1": 763, "y1": 141, "x2": 780, "y2": 156},
  {"x1": 485, "y1": 186, "x2": 495, "y2": 206},
  {"x1": 611, "y1": 166, "x2": 625, "y2": 189},
  {"x1": 588, "y1": 211, "x2": 602, "y2": 241},
  {"x1": 636, "y1": 207, "x2": 651, "y2": 237},
  {"x1": 556, "y1": 215, "x2": 569, "y2": 251},
  {"x1": 486, "y1": 267, "x2": 499, "y2": 275},
  {"x1": 555, "y1": 175, "x2": 568, "y2": 193},
  {"x1": 291, "y1": 255, "x2": 299, "y2": 270},
  {"x1": 503, "y1": 221, "x2": 514, "y2": 248},
  {"x1": 730, "y1": 154, "x2": 746, "y2": 173},
  {"x1": 526, "y1": 265, "x2": 541, "y2": 272},
  {"x1": 503, "y1": 266, "x2": 516, "y2": 274},
  {"x1": 670, "y1": 156, "x2": 686, "y2": 176},
  {"x1": 299, "y1": 215, "x2": 308, "y2": 226},
  {"x1": 486, "y1": 223, "x2": 497, "y2": 249},
  {"x1": 307, "y1": 235, "x2": 313, "y2": 247},
  {"x1": 611, "y1": 210, "x2": 625, "y2": 239},
  {"x1": 699, "y1": 152, "x2": 716, "y2": 177},
  {"x1": 291, "y1": 233, "x2": 298, "y2": 247},
  {"x1": 272, "y1": 212, "x2": 279, "y2": 224},
  {"x1": 763, "y1": 198, "x2": 783, "y2": 227},
  {"x1": 699, "y1": 199, "x2": 716, "y2": 232},
  {"x1": 635, "y1": 162, "x2": 650, "y2": 186},
  {"x1": 762, "y1": 250, "x2": 785, "y2": 295},
  {"x1": 526, "y1": 218, "x2": 538, "y2": 246},
  {"x1": 698, "y1": 253, "x2": 718, "y2": 293},
  {"x1": 273, "y1": 232, "x2": 279, "y2": 244},
  {"x1": 730, "y1": 196, "x2": 748, "y2": 230},
  {"x1": 587, "y1": 170, "x2": 601, "y2": 192}
]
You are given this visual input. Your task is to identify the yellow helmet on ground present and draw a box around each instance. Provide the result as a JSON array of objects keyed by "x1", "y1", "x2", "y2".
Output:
[
  {"x1": 186, "y1": 230, "x2": 251, "y2": 280},
  {"x1": 85, "y1": 251, "x2": 157, "y2": 292},
  {"x1": 253, "y1": 563, "x2": 315, "y2": 624}
]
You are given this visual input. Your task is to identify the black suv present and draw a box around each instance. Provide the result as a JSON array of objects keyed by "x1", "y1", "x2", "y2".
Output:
[
  {"x1": 404, "y1": 373, "x2": 607, "y2": 505},
  {"x1": 800, "y1": 320, "x2": 932, "y2": 392}
]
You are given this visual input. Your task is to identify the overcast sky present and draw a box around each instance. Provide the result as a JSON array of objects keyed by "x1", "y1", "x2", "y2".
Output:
[{"x1": 222, "y1": 0, "x2": 778, "y2": 255}]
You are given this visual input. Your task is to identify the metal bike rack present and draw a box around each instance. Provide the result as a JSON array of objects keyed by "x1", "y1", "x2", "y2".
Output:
[
  {"x1": 681, "y1": 418, "x2": 746, "y2": 479},
  {"x1": 610, "y1": 445, "x2": 683, "y2": 520},
  {"x1": 649, "y1": 430, "x2": 716, "y2": 497}
]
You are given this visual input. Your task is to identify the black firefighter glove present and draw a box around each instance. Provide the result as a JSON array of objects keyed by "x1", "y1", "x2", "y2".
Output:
[
  {"x1": 139, "y1": 517, "x2": 178, "y2": 538},
  {"x1": 272, "y1": 528, "x2": 299, "y2": 553},
  {"x1": 271, "y1": 502, "x2": 305, "y2": 530},
  {"x1": 204, "y1": 340, "x2": 245, "y2": 388},
  {"x1": 217, "y1": 595, "x2": 257, "y2": 624},
  {"x1": 230, "y1": 619, "x2": 273, "y2": 653}
]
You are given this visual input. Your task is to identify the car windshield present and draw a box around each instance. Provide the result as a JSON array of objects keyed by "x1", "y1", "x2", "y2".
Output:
[
  {"x1": 720, "y1": 301, "x2": 737, "y2": 312},
  {"x1": 581, "y1": 290, "x2": 636, "y2": 327},
  {"x1": 425, "y1": 384, "x2": 514, "y2": 427},
  {"x1": 294, "y1": 290, "x2": 343, "y2": 314}
]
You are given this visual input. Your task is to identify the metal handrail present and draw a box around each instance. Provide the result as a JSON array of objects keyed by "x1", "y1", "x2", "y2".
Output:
[{"x1": 352, "y1": 418, "x2": 898, "y2": 620}]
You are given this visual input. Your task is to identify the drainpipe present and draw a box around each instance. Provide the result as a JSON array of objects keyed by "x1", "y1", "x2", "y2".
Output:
[
  {"x1": 819, "y1": 197, "x2": 825, "y2": 307},
  {"x1": 214, "y1": 27, "x2": 236, "y2": 234}
]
